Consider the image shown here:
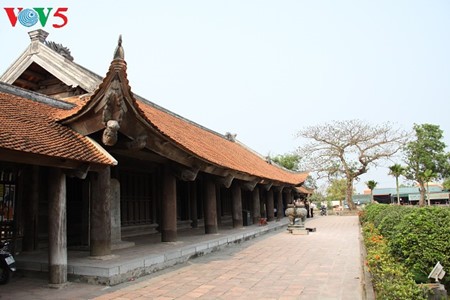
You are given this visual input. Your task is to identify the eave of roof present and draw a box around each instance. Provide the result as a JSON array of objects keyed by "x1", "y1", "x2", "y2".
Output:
[
  {"x1": 136, "y1": 101, "x2": 308, "y2": 185},
  {"x1": 0, "y1": 87, "x2": 116, "y2": 166}
]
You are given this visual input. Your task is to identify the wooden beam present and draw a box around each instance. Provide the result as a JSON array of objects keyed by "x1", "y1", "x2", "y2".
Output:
[
  {"x1": 241, "y1": 179, "x2": 260, "y2": 191},
  {"x1": 0, "y1": 148, "x2": 109, "y2": 171},
  {"x1": 215, "y1": 174, "x2": 234, "y2": 188},
  {"x1": 23, "y1": 69, "x2": 47, "y2": 81},
  {"x1": 263, "y1": 182, "x2": 273, "y2": 191},
  {"x1": 273, "y1": 186, "x2": 285, "y2": 193},
  {"x1": 175, "y1": 167, "x2": 199, "y2": 181},
  {"x1": 14, "y1": 78, "x2": 39, "y2": 90}
]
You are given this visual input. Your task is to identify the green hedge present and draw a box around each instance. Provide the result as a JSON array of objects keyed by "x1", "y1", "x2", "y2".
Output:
[
  {"x1": 377, "y1": 205, "x2": 414, "y2": 240},
  {"x1": 361, "y1": 204, "x2": 450, "y2": 292},
  {"x1": 388, "y1": 206, "x2": 450, "y2": 284},
  {"x1": 360, "y1": 203, "x2": 391, "y2": 224},
  {"x1": 362, "y1": 222, "x2": 427, "y2": 300}
]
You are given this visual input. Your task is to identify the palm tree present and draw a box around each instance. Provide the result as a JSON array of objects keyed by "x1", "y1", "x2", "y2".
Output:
[
  {"x1": 366, "y1": 180, "x2": 378, "y2": 203},
  {"x1": 389, "y1": 164, "x2": 405, "y2": 205},
  {"x1": 423, "y1": 169, "x2": 437, "y2": 206}
]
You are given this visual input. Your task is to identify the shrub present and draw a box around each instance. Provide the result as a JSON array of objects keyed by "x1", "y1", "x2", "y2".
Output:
[
  {"x1": 362, "y1": 223, "x2": 427, "y2": 300},
  {"x1": 388, "y1": 206, "x2": 450, "y2": 286},
  {"x1": 361, "y1": 203, "x2": 390, "y2": 224},
  {"x1": 377, "y1": 205, "x2": 414, "y2": 240}
]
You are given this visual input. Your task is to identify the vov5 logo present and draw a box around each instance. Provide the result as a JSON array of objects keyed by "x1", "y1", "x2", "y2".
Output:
[{"x1": 4, "y1": 7, "x2": 68, "y2": 28}]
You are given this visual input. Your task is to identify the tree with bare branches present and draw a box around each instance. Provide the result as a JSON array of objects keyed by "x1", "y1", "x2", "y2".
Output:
[{"x1": 297, "y1": 120, "x2": 409, "y2": 210}]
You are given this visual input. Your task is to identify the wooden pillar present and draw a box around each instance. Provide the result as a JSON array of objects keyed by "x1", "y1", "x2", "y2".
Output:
[
  {"x1": 266, "y1": 189, "x2": 275, "y2": 221},
  {"x1": 288, "y1": 191, "x2": 294, "y2": 205},
  {"x1": 81, "y1": 180, "x2": 90, "y2": 245},
  {"x1": 161, "y1": 166, "x2": 177, "y2": 242},
  {"x1": 216, "y1": 185, "x2": 222, "y2": 226},
  {"x1": 203, "y1": 177, "x2": 218, "y2": 234},
  {"x1": 90, "y1": 167, "x2": 111, "y2": 256},
  {"x1": 48, "y1": 168, "x2": 67, "y2": 284},
  {"x1": 276, "y1": 188, "x2": 283, "y2": 220},
  {"x1": 252, "y1": 187, "x2": 261, "y2": 224},
  {"x1": 23, "y1": 166, "x2": 39, "y2": 251},
  {"x1": 189, "y1": 181, "x2": 198, "y2": 228},
  {"x1": 231, "y1": 182, "x2": 243, "y2": 228},
  {"x1": 110, "y1": 178, "x2": 121, "y2": 244}
]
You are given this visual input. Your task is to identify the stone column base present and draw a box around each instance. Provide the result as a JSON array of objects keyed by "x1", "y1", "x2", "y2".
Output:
[{"x1": 287, "y1": 224, "x2": 309, "y2": 235}]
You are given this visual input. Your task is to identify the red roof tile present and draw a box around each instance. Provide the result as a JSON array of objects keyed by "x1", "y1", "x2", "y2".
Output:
[
  {"x1": 137, "y1": 102, "x2": 308, "y2": 185},
  {"x1": 0, "y1": 91, "x2": 115, "y2": 166},
  {"x1": 297, "y1": 186, "x2": 313, "y2": 194}
]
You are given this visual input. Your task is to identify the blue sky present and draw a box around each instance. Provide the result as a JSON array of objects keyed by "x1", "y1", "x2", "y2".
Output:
[{"x1": 2, "y1": 1, "x2": 450, "y2": 192}]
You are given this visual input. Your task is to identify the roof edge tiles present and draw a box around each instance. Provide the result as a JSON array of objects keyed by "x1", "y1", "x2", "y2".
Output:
[{"x1": 85, "y1": 136, "x2": 118, "y2": 166}]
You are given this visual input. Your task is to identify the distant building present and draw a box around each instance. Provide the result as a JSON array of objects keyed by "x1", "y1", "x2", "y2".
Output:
[{"x1": 358, "y1": 185, "x2": 449, "y2": 205}]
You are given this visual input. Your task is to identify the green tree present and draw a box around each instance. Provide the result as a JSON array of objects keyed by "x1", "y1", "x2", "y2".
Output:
[
  {"x1": 297, "y1": 120, "x2": 408, "y2": 210},
  {"x1": 389, "y1": 164, "x2": 405, "y2": 205},
  {"x1": 403, "y1": 124, "x2": 450, "y2": 206},
  {"x1": 443, "y1": 178, "x2": 450, "y2": 191},
  {"x1": 423, "y1": 169, "x2": 437, "y2": 206},
  {"x1": 365, "y1": 180, "x2": 378, "y2": 203},
  {"x1": 308, "y1": 190, "x2": 326, "y2": 205},
  {"x1": 326, "y1": 178, "x2": 347, "y2": 207},
  {"x1": 270, "y1": 153, "x2": 301, "y2": 171}
]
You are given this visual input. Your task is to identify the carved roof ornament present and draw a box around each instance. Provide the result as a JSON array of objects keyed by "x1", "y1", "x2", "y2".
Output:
[
  {"x1": 45, "y1": 40, "x2": 74, "y2": 61},
  {"x1": 28, "y1": 29, "x2": 49, "y2": 43},
  {"x1": 114, "y1": 35, "x2": 124, "y2": 60},
  {"x1": 102, "y1": 77, "x2": 127, "y2": 146},
  {"x1": 225, "y1": 132, "x2": 237, "y2": 142},
  {"x1": 100, "y1": 35, "x2": 128, "y2": 146}
]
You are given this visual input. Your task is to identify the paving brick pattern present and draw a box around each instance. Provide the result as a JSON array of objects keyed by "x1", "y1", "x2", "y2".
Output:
[{"x1": 0, "y1": 216, "x2": 363, "y2": 300}]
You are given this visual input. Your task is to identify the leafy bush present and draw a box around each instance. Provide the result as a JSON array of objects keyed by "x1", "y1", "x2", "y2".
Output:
[
  {"x1": 362, "y1": 223, "x2": 427, "y2": 300},
  {"x1": 377, "y1": 205, "x2": 414, "y2": 240},
  {"x1": 360, "y1": 203, "x2": 390, "y2": 224},
  {"x1": 388, "y1": 206, "x2": 450, "y2": 285}
]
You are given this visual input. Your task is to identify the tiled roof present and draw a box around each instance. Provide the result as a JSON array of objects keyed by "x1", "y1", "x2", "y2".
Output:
[
  {"x1": 137, "y1": 102, "x2": 308, "y2": 185},
  {"x1": 1, "y1": 34, "x2": 307, "y2": 185},
  {"x1": 373, "y1": 186, "x2": 442, "y2": 195},
  {"x1": 0, "y1": 91, "x2": 116, "y2": 166},
  {"x1": 296, "y1": 186, "x2": 313, "y2": 194}
]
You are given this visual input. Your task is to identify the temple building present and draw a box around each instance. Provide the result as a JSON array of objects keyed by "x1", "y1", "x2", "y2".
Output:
[{"x1": 0, "y1": 30, "x2": 308, "y2": 284}]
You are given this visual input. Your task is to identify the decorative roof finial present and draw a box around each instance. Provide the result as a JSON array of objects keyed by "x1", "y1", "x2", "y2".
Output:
[
  {"x1": 28, "y1": 29, "x2": 49, "y2": 43},
  {"x1": 113, "y1": 34, "x2": 124, "y2": 60}
]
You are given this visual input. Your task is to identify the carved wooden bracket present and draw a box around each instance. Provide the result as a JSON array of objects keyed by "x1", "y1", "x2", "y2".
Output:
[
  {"x1": 273, "y1": 186, "x2": 285, "y2": 193},
  {"x1": 126, "y1": 135, "x2": 147, "y2": 151},
  {"x1": 176, "y1": 167, "x2": 199, "y2": 182},
  {"x1": 263, "y1": 182, "x2": 273, "y2": 191},
  {"x1": 283, "y1": 187, "x2": 292, "y2": 194},
  {"x1": 65, "y1": 164, "x2": 90, "y2": 179},
  {"x1": 216, "y1": 174, "x2": 234, "y2": 188},
  {"x1": 241, "y1": 179, "x2": 259, "y2": 191}
]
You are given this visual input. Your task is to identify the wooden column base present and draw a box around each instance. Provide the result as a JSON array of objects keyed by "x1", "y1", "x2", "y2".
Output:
[
  {"x1": 162, "y1": 230, "x2": 177, "y2": 242},
  {"x1": 49, "y1": 264, "x2": 67, "y2": 284},
  {"x1": 205, "y1": 225, "x2": 218, "y2": 234}
]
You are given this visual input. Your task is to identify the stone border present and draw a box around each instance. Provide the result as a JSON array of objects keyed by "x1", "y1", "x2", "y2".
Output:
[{"x1": 359, "y1": 226, "x2": 376, "y2": 300}]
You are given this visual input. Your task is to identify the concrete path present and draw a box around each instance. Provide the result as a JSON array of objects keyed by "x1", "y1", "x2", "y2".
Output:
[{"x1": 0, "y1": 216, "x2": 364, "y2": 300}]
